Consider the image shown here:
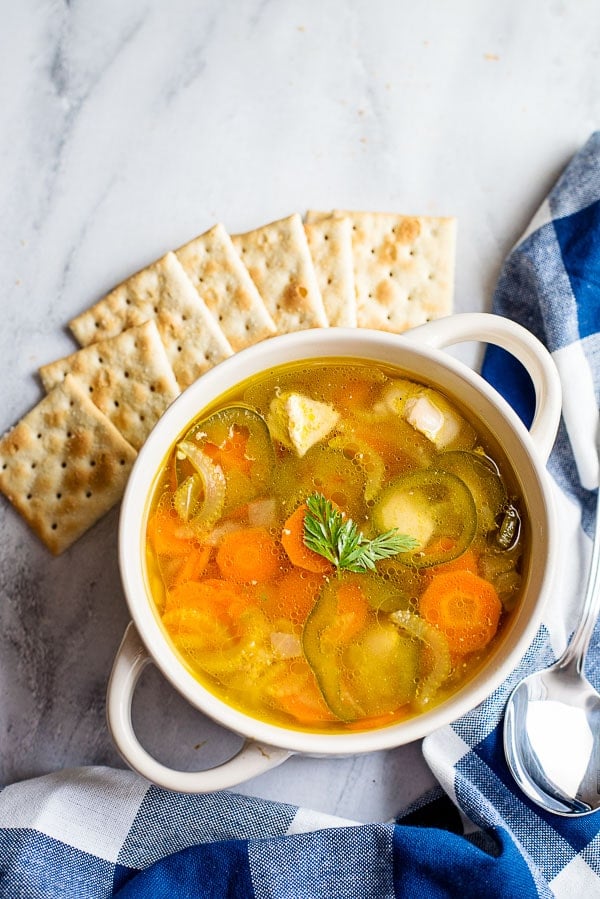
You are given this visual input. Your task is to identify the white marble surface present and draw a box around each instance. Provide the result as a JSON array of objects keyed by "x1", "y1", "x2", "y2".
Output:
[{"x1": 1, "y1": 0, "x2": 599, "y2": 822}]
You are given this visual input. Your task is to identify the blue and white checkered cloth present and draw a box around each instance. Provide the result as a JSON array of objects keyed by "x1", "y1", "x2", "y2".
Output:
[{"x1": 2, "y1": 135, "x2": 600, "y2": 898}]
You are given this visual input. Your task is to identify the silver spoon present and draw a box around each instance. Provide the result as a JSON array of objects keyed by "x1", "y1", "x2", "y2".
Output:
[{"x1": 504, "y1": 421, "x2": 600, "y2": 816}]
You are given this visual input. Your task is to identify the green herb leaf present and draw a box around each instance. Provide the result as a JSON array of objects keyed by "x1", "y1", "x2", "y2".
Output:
[{"x1": 303, "y1": 492, "x2": 419, "y2": 573}]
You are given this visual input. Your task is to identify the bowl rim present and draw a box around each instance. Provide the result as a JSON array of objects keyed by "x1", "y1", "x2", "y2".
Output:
[{"x1": 118, "y1": 326, "x2": 559, "y2": 754}]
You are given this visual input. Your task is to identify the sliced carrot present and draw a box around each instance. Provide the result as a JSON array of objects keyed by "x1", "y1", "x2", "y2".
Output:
[
  {"x1": 321, "y1": 581, "x2": 370, "y2": 648},
  {"x1": 162, "y1": 605, "x2": 231, "y2": 651},
  {"x1": 216, "y1": 527, "x2": 283, "y2": 583},
  {"x1": 267, "y1": 662, "x2": 335, "y2": 725},
  {"x1": 165, "y1": 578, "x2": 250, "y2": 618},
  {"x1": 431, "y1": 549, "x2": 479, "y2": 576},
  {"x1": 425, "y1": 537, "x2": 479, "y2": 577},
  {"x1": 204, "y1": 428, "x2": 252, "y2": 475},
  {"x1": 275, "y1": 689, "x2": 333, "y2": 725},
  {"x1": 147, "y1": 509, "x2": 194, "y2": 557},
  {"x1": 419, "y1": 570, "x2": 502, "y2": 656},
  {"x1": 155, "y1": 547, "x2": 210, "y2": 591},
  {"x1": 281, "y1": 504, "x2": 332, "y2": 574},
  {"x1": 349, "y1": 425, "x2": 404, "y2": 462},
  {"x1": 171, "y1": 545, "x2": 212, "y2": 587},
  {"x1": 329, "y1": 378, "x2": 377, "y2": 413},
  {"x1": 275, "y1": 567, "x2": 326, "y2": 626},
  {"x1": 337, "y1": 581, "x2": 369, "y2": 637}
]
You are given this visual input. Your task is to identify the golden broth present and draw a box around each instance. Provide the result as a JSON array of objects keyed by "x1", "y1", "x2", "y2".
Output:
[{"x1": 145, "y1": 360, "x2": 526, "y2": 733}]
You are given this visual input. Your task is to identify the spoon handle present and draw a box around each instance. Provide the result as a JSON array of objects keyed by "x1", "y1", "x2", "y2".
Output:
[{"x1": 558, "y1": 415, "x2": 600, "y2": 673}]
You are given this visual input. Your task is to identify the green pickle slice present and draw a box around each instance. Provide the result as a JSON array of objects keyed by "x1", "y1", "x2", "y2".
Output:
[
  {"x1": 179, "y1": 404, "x2": 276, "y2": 510},
  {"x1": 372, "y1": 469, "x2": 477, "y2": 567},
  {"x1": 302, "y1": 576, "x2": 420, "y2": 721},
  {"x1": 435, "y1": 450, "x2": 507, "y2": 535},
  {"x1": 275, "y1": 445, "x2": 367, "y2": 520}
]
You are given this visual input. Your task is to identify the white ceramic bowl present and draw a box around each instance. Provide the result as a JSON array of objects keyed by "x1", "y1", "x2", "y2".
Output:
[{"x1": 107, "y1": 313, "x2": 562, "y2": 792}]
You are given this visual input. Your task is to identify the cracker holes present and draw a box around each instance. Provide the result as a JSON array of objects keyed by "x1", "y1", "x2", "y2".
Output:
[
  {"x1": 61, "y1": 462, "x2": 67, "y2": 469},
  {"x1": 125, "y1": 298, "x2": 131, "y2": 306},
  {"x1": 124, "y1": 371, "x2": 130, "y2": 379},
  {"x1": 370, "y1": 248, "x2": 376, "y2": 255},
  {"x1": 89, "y1": 386, "x2": 94, "y2": 393},
  {"x1": 324, "y1": 234, "x2": 329, "y2": 241},
  {"x1": 98, "y1": 357, "x2": 104, "y2": 365},
  {"x1": 153, "y1": 306, "x2": 159, "y2": 314},
  {"x1": 114, "y1": 400, "x2": 120, "y2": 408},
  {"x1": 90, "y1": 460, "x2": 96, "y2": 467},
  {"x1": 31, "y1": 462, "x2": 37, "y2": 469},
  {"x1": 327, "y1": 278, "x2": 332, "y2": 285},
  {"x1": 26, "y1": 493, "x2": 32, "y2": 500},
  {"x1": 94, "y1": 321, "x2": 100, "y2": 329},
  {"x1": 56, "y1": 492, "x2": 62, "y2": 500},
  {"x1": 177, "y1": 346, "x2": 182, "y2": 353},
  {"x1": 1, "y1": 463, "x2": 7, "y2": 470},
  {"x1": 150, "y1": 385, "x2": 156, "y2": 393},
  {"x1": 85, "y1": 491, "x2": 92, "y2": 498},
  {"x1": 37, "y1": 433, "x2": 42, "y2": 439},
  {"x1": 218, "y1": 315, "x2": 224, "y2": 322},
  {"x1": 119, "y1": 458, "x2": 127, "y2": 466},
  {"x1": 51, "y1": 523, "x2": 58, "y2": 530},
  {"x1": 181, "y1": 315, "x2": 187, "y2": 322}
]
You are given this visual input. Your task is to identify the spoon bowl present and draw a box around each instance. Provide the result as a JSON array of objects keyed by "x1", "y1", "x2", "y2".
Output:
[
  {"x1": 504, "y1": 419, "x2": 600, "y2": 816},
  {"x1": 504, "y1": 661, "x2": 600, "y2": 815}
]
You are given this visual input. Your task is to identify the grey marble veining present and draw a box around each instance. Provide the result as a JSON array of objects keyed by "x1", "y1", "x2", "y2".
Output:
[{"x1": 1, "y1": 0, "x2": 599, "y2": 822}]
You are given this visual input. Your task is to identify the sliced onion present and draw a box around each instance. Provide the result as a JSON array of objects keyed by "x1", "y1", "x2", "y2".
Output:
[
  {"x1": 390, "y1": 609, "x2": 451, "y2": 707},
  {"x1": 248, "y1": 497, "x2": 277, "y2": 528},
  {"x1": 204, "y1": 520, "x2": 246, "y2": 547},
  {"x1": 173, "y1": 475, "x2": 202, "y2": 522},
  {"x1": 270, "y1": 631, "x2": 302, "y2": 659},
  {"x1": 174, "y1": 440, "x2": 226, "y2": 533}
]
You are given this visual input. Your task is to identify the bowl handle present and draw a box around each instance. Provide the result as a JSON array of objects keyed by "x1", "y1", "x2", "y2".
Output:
[
  {"x1": 107, "y1": 622, "x2": 292, "y2": 793},
  {"x1": 402, "y1": 312, "x2": 562, "y2": 463}
]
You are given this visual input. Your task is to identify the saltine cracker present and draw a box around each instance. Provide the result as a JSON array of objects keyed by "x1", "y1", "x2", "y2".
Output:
[
  {"x1": 69, "y1": 251, "x2": 233, "y2": 389},
  {"x1": 0, "y1": 376, "x2": 136, "y2": 554}
]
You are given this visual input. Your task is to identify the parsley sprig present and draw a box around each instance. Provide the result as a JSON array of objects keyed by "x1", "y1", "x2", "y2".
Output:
[{"x1": 303, "y1": 492, "x2": 418, "y2": 573}]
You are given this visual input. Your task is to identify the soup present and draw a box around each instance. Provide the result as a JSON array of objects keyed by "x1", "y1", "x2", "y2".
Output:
[{"x1": 145, "y1": 360, "x2": 525, "y2": 733}]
